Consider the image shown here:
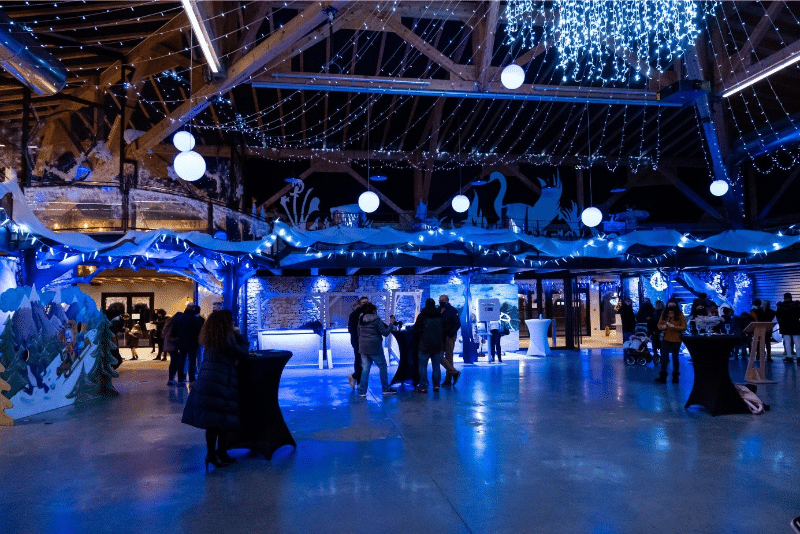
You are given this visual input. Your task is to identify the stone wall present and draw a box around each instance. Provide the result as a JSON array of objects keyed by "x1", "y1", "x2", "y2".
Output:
[{"x1": 244, "y1": 273, "x2": 513, "y2": 344}]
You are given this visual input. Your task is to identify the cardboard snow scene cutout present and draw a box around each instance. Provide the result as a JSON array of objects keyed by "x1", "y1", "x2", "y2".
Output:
[{"x1": 0, "y1": 286, "x2": 118, "y2": 423}]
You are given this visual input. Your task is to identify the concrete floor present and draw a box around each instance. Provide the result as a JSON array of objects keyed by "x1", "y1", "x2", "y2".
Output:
[{"x1": 2, "y1": 348, "x2": 799, "y2": 534}]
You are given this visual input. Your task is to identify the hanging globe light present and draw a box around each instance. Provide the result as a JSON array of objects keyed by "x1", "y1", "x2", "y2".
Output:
[
  {"x1": 501, "y1": 64, "x2": 525, "y2": 89},
  {"x1": 173, "y1": 131, "x2": 195, "y2": 152},
  {"x1": 174, "y1": 150, "x2": 206, "y2": 181},
  {"x1": 709, "y1": 179, "x2": 729, "y2": 197},
  {"x1": 451, "y1": 194, "x2": 470, "y2": 213},
  {"x1": 581, "y1": 206, "x2": 603, "y2": 228},
  {"x1": 358, "y1": 191, "x2": 380, "y2": 213}
]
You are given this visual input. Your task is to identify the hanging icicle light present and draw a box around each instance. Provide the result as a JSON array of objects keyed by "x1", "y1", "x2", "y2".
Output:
[
  {"x1": 709, "y1": 179, "x2": 729, "y2": 197},
  {"x1": 505, "y1": 1, "x2": 718, "y2": 83}
]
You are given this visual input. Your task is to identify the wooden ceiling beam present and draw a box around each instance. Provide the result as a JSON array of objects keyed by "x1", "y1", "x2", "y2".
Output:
[
  {"x1": 729, "y1": 1, "x2": 784, "y2": 74},
  {"x1": 129, "y1": 1, "x2": 350, "y2": 159}
]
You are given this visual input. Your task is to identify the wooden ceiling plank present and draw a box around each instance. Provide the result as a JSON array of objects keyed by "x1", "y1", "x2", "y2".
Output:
[
  {"x1": 758, "y1": 162, "x2": 800, "y2": 220},
  {"x1": 476, "y1": 2, "x2": 500, "y2": 91},
  {"x1": 659, "y1": 167, "x2": 724, "y2": 221},
  {"x1": 729, "y1": 1, "x2": 784, "y2": 74},
  {"x1": 381, "y1": 13, "x2": 469, "y2": 81}
]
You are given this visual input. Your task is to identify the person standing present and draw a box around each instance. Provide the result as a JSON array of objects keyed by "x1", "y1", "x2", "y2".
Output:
[
  {"x1": 151, "y1": 309, "x2": 167, "y2": 360},
  {"x1": 125, "y1": 317, "x2": 142, "y2": 360},
  {"x1": 637, "y1": 298, "x2": 654, "y2": 325},
  {"x1": 181, "y1": 310, "x2": 249, "y2": 470},
  {"x1": 777, "y1": 293, "x2": 800, "y2": 362},
  {"x1": 655, "y1": 298, "x2": 687, "y2": 384},
  {"x1": 758, "y1": 300, "x2": 776, "y2": 361},
  {"x1": 170, "y1": 304, "x2": 205, "y2": 384},
  {"x1": 347, "y1": 296, "x2": 369, "y2": 390},
  {"x1": 356, "y1": 303, "x2": 396, "y2": 397},
  {"x1": 438, "y1": 295, "x2": 462, "y2": 386},
  {"x1": 488, "y1": 318, "x2": 502, "y2": 362},
  {"x1": 415, "y1": 298, "x2": 444, "y2": 392},
  {"x1": 648, "y1": 300, "x2": 664, "y2": 360},
  {"x1": 619, "y1": 298, "x2": 637, "y2": 342}
]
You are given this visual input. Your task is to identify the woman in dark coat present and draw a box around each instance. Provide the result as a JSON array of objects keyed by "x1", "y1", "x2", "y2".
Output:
[{"x1": 181, "y1": 310, "x2": 249, "y2": 470}]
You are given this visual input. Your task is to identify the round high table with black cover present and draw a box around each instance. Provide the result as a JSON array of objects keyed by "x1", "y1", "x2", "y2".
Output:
[
  {"x1": 682, "y1": 335, "x2": 749, "y2": 416},
  {"x1": 389, "y1": 328, "x2": 419, "y2": 386},
  {"x1": 226, "y1": 349, "x2": 296, "y2": 460}
]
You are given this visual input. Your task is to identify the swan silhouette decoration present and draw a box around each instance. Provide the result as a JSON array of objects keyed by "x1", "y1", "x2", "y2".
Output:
[
  {"x1": 280, "y1": 179, "x2": 322, "y2": 228},
  {"x1": 466, "y1": 171, "x2": 566, "y2": 232}
]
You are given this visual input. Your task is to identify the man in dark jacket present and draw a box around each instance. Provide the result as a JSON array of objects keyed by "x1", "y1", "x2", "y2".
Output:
[
  {"x1": 438, "y1": 295, "x2": 462, "y2": 386},
  {"x1": 619, "y1": 298, "x2": 637, "y2": 341},
  {"x1": 777, "y1": 293, "x2": 800, "y2": 361},
  {"x1": 347, "y1": 296, "x2": 369, "y2": 390},
  {"x1": 414, "y1": 298, "x2": 444, "y2": 393},
  {"x1": 170, "y1": 304, "x2": 205, "y2": 384}
]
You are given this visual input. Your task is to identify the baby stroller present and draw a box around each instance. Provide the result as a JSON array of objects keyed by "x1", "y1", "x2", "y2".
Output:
[{"x1": 624, "y1": 323, "x2": 659, "y2": 366}]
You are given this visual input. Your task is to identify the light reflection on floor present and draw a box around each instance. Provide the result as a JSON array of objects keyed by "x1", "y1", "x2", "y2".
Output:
[{"x1": 1, "y1": 348, "x2": 799, "y2": 533}]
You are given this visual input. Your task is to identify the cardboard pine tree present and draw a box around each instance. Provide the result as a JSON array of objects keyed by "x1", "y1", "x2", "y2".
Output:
[
  {"x1": 65, "y1": 366, "x2": 99, "y2": 403},
  {"x1": 0, "y1": 320, "x2": 29, "y2": 399},
  {"x1": 0, "y1": 362, "x2": 13, "y2": 426},
  {"x1": 88, "y1": 317, "x2": 119, "y2": 399}
]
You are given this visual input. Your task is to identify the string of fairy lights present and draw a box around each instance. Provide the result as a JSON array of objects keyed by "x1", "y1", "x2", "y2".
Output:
[{"x1": 1, "y1": 1, "x2": 799, "y2": 180}]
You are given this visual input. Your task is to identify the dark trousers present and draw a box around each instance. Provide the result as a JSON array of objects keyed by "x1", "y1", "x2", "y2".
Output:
[
  {"x1": 186, "y1": 348, "x2": 199, "y2": 382},
  {"x1": 168, "y1": 349, "x2": 198, "y2": 381},
  {"x1": 351, "y1": 341, "x2": 362, "y2": 384},
  {"x1": 660, "y1": 340, "x2": 681, "y2": 376},
  {"x1": 651, "y1": 334, "x2": 661, "y2": 357},
  {"x1": 168, "y1": 350, "x2": 185, "y2": 381},
  {"x1": 489, "y1": 330, "x2": 502, "y2": 361}
]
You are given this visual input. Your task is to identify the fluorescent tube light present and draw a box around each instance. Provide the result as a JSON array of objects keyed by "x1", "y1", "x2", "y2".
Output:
[
  {"x1": 181, "y1": 0, "x2": 221, "y2": 74},
  {"x1": 722, "y1": 53, "x2": 800, "y2": 98}
]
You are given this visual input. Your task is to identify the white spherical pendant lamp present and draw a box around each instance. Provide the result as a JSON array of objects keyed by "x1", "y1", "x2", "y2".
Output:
[
  {"x1": 174, "y1": 150, "x2": 206, "y2": 181},
  {"x1": 501, "y1": 64, "x2": 525, "y2": 89},
  {"x1": 451, "y1": 194, "x2": 470, "y2": 213},
  {"x1": 709, "y1": 179, "x2": 729, "y2": 197},
  {"x1": 358, "y1": 191, "x2": 380, "y2": 213},
  {"x1": 581, "y1": 206, "x2": 603, "y2": 228},
  {"x1": 173, "y1": 131, "x2": 195, "y2": 152}
]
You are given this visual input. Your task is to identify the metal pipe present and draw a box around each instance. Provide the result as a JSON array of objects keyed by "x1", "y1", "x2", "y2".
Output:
[{"x1": 0, "y1": 11, "x2": 66, "y2": 95}]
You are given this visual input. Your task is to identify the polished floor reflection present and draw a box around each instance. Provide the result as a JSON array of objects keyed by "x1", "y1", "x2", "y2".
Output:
[{"x1": 2, "y1": 349, "x2": 799, "y2": 534}]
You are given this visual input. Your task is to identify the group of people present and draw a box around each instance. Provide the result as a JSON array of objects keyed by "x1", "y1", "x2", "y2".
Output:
[
  {"x1": 347, "y1": 294, "x2": 463, "y2": 396},
  {"x1": 104, "y1": 302, "x2": 208, "y2": 384},
  {"x1": 618, "y1": 291, "x2": 800, "y2": 383}
]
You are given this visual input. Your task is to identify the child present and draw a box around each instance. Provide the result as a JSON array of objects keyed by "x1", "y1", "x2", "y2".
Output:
[{"x1": 126, "y1": 319, "x2": 143, "y2": 360}]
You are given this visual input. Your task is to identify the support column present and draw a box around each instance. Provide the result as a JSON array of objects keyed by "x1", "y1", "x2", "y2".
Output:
[
  {"x1": 119, "y1": 65, "x2": 129, "y2": 232},
  {"x1": 685, "y1": 46, "x2": 743, "y2": 227},
  {"x1": 21, "y1": 87, "x2": 31, "y2": 189}
]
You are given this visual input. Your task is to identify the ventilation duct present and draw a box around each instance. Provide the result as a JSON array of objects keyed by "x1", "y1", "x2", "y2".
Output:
[{"x1": 0, "y1": 11, "x2": 66, "y2": 96}]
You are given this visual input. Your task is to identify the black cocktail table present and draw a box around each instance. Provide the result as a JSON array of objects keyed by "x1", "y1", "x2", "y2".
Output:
[
  {"x1": 682, "y1": 335, "x2": 749, "y2": 416},
  {"x1": 390, "y1": 329, "x2": 419, "y2": 386},
  {"x1": 227, "y1": 349, "x2": 296, "y2": 459}
]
